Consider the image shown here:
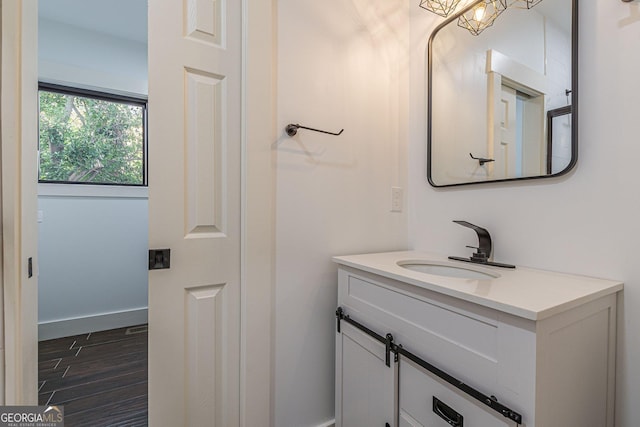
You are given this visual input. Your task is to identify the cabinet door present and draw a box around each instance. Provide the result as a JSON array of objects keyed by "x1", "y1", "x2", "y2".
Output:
[
  {"x1": 336, "y1": 322, "x2": 396, "y2": 427},
  {"x1": 399, "y1": 359, "x2": 517, "y2": 427}
]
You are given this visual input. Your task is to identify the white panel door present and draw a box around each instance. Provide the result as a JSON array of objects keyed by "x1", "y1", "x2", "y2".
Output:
[
  {"x1": 148, "y1": 0, "x2": 242, "y2": 425},
  {"x1": 336, "y1": 322, "x2": 396, "y2": 427},
  {"x1": 493, "y1": 86, "x2": 517, "y2": 180}
]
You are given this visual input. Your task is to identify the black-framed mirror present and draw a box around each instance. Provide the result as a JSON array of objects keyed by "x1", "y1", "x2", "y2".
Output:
[{"x1": 427, "y1": 0, "x2": 577, "y2": 187}]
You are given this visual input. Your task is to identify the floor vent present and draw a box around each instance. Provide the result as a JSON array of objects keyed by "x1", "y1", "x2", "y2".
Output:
[{"x1": 125, "y1": 325, "x2": 148, "y2": 335}]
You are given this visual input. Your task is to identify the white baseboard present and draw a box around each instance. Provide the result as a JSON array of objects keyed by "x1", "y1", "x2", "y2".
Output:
[
  {"x1": 316, "y1": 420, "x2": 335, "y2": 427},
  {"x1": 38, "y1": 307, "x2": 148, "y2": 341}
]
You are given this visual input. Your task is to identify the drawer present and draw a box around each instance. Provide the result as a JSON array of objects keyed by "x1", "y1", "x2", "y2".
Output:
[
  {"x1": 399, "y1": 359, "x2": 518, "y2": 427},
  {"x1": 340, "y1": 270, "x2": 502, "y2": 389},
  {"x1": 346, "y1": 274, "x2": 498, "y2": 359}
]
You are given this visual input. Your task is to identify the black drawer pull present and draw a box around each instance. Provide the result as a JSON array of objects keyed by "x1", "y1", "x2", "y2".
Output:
[{"x1": 433, "y1": 396, "x2": 463, "y2": 427}]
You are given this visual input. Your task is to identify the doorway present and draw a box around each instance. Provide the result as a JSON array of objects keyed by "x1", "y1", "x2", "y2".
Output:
[
  {"x1": 36, "y1": 0, "x2": 149, "y2": 423},
  {"x1": 4, "y1": 0, "x2": 274, "y2": 422}
]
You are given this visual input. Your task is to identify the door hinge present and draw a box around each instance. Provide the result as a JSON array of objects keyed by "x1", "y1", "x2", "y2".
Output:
[
  {"x1": 385, "y1": 334, "x2": 394, "y2": 367},
  {"x1": 336, "y1": 307, "x2": 344, "y2": 333}
]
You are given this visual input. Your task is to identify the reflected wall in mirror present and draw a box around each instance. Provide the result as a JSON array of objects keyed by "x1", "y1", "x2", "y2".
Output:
[{"x1": 427, "y1": 0, "x2": 577, "y2": 187}]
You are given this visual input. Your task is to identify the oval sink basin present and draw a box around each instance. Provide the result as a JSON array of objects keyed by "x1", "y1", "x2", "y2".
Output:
[{"x1": 397, "y1": 260, "x2": 500, "y2": 280}]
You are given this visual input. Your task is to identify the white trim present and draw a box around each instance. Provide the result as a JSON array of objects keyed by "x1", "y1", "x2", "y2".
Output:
[
  {"x1": 39, "y1": 75, "x2": 148, "y2": 100},
  {"x1": 38, "y1": 308, "x2": 148, "y2": 341},
  {"x1": 241, "y1": 0, "x2": 276, "y2": 425},
  {"x1": 38, "y1": 183, "x2": 149, "y2": 199},
  {"x1": 2, "y1": 0, "x2": 39, "y2": 405},
  {"x1": 0, "y1": 350, "x2": 4, "y2": 404},
  {"x1": 486, "y1": 49, "x2": 547, "y2": 95},
  {"x1": 316, "y1": 420, "x2": 336, "y2": 427}
]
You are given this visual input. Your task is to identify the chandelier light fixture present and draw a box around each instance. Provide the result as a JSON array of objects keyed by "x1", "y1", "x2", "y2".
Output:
[
  {"x1": 457, "y1": 0, "x2": 508, "y2": 35},
  {"x1": 508, "y1": 0, "x2": 544, "y2": 9},
  {"x1": 419, "y1": 0, "x2": 465, "y2": 18},
  {"x1": 419, "y1": 0, "x2": 546, "y2": 36}
]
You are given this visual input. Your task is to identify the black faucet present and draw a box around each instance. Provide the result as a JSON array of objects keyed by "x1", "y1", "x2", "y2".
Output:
[{"x1": 448, "y1": 220, "x2": 515, "y2": 269}]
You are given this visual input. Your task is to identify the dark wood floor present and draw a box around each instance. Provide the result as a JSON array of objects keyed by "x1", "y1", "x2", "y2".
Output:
[{"x1": 38, "y1": 325, "x2": 148, "y2": 426}]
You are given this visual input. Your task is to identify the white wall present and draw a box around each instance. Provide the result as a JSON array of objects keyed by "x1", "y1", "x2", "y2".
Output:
[
  {"x1": 37, "y1": 186, "x2": 148, "y2": 339},
  {"x1": 37, "y1": 15, "x2": 148, "y2": 339},
  {"x1": 39, "y1": 17, "x2": 147, "y2": 95},
  {"x1": 409, "y1": 0, "x2": 640, "y2": 425},
  {"x1": 275, "y1": 0, "x2": 410, "y2": 425}
]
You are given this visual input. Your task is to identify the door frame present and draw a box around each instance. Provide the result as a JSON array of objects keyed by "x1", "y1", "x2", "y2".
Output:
[
  {"x1": 240, "y1": 0, "x2": 276, "y2": 424},
  {"x1": 2, "y1": 0, "x2": 39, "y2": 405},
  {"x1": 1, "y1": 0, "x2": 276, "y2": 424}
]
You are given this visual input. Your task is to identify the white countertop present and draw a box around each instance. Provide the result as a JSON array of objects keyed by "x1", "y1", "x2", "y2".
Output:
[{"x1": 333, "y1": 251, "x2": 623, "y2": 321}]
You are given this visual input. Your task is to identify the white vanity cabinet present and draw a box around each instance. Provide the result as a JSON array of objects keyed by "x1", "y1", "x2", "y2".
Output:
[{"x1": 334, "y1": 251, "x2": 623, "y2": 427}]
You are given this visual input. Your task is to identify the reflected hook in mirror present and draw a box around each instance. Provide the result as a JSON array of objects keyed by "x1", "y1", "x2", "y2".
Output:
[{"x1": 469, "y1": 153, "x2": 495, "y2": 166}]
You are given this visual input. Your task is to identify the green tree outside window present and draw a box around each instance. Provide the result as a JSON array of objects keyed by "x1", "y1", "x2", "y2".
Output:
[{"x1": 38, "y1": 87, "x2": 146, "y2": 185}]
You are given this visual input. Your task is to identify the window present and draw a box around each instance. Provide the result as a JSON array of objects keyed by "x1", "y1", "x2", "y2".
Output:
[{"x1": 38, "y1": 83, "x2": 147, "y2": 186}]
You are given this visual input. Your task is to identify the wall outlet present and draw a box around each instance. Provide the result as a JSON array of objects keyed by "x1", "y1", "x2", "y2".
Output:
[{"x1": 391, "y1": 187, "x2": 403, "y2": 212}]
